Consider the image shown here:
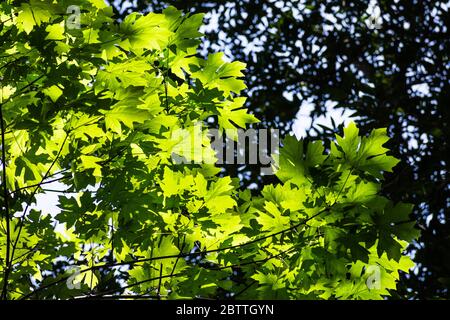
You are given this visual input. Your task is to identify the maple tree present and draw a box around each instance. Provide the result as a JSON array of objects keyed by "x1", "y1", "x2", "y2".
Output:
[
  {"x1": 0, "y1": 0, "x2": 419, "y2": 299},
  {"x1": 127, "y1": 0, "x2": 449, "y2": 299}
]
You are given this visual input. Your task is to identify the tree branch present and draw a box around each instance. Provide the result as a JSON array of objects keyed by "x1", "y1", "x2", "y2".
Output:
[
  {"x1": 20, "y1": 206, "x2": 330, "y2": 299},
  {"x1": 9, "y1": 133, "x2": 69, "y2": 278}
]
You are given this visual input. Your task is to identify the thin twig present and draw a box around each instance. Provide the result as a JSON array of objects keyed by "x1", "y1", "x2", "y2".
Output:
[
  {"x1": 9, "y1": 174, "x2": 71, "y2": 195},
  {"x1": 76, "y1": 241, "x2": 300, "y2": 300},
  {"x1": 74, "y1": 273, "x2": 183, "y2": 299},
  {"x1": 233, "y1": 280, "x2": 257, "y2": 299}
]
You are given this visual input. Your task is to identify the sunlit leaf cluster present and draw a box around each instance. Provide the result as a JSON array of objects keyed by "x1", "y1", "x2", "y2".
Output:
[{"x1": 0, "y1": 0, "x2": 418, "y2": 300}]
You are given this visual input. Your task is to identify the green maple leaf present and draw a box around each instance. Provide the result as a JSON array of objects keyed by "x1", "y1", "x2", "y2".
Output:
[
  {"x1": 159, "y1": 166, "x2": 194, "y2": 198},
  {"x1": 79, "y1": 155, "x2": 103, "y2": 177},
  {"x1": 42, "y1": 85, "x2": 63, "y2": 102},
  {"x1": 261, "y1": 183, "x2": 307, "y2": 213},
  {"x1": 256, "y1": 201, "x2": 290, "y2": 233},
  {"x1": 0, "y1": 85, "x2": 16, "y2": 102},
  {"x1": 217, "y1": 97, "x2": 259, "y2": 139},
  {"x1": 170, "y1": 47, "x2": 201, "y2": 79},
  {"x1": 192, "y1": 52, "x2": 247, "y2": 96},
  {"x1": 373, "y1": 201, "x2": 419, "y2": 260},
  {"x1": 193, "y1": 174, "x2": 237, "y2": 215},
  {"x1": 101, "y1": 105, "x2": 150, "y2": 134},
  {"x1": 332, "y1": 122, "x2": 400, "y2": 178},
  {"x1": 0, "y1": 1, "x2": 418, "y2": 301},
  {"x1": 96, "y1": 60, "x2": 151, "y2": 91},
  {"x1": 274, "y1": 135, "x2": 326, "y2": 187},
  {"x1": 119, "y1": 12, "x2": 173, "y2": 51},
  {"x1": 45, "y1": 22, "x2": 65, "y2": 40},
  {"x1": 90, "y1": 0, "x2": 108, "y2": 9},
  {"x1": 164, "y1": 6, "x2": 204, "y2": 51},
  {"x1": 16, "y1": 0, "x2": 52, "y2": 34}
]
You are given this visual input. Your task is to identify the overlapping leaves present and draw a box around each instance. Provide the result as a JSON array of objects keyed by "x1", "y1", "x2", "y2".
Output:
[{"x1": 0, "y1": 0, "x2": 418, "y2": 300}]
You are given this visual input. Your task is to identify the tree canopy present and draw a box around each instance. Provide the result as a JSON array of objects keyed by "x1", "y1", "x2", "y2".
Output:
[
  {"x1": 107, "y1": 0, "x2": 449, "y2": 299},
  {"x1": 0, "y1": 0, "x2": 419, "y2": 299}
]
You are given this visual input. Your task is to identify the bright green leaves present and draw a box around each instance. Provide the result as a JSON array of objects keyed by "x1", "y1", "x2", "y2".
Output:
[
  {"x1": 260, "y1": 183, "x2": 307, "y2": 213},
  {"x1": 276, "y1": 123, "x2": 399, "y2": 197},
  {"x1": 96, "y1": 65, "x2": 154, "y2": 134},
  {"x1": 16, "y1": 0, "x2": 52, "y2": 34},
  {"x1": 170, "y1": 48, "x2": 201, "y2": 80},
  {"x1": 275, "y1": 136, "x2": 307, "y2": 186},
  {"x1": 0, "y1": 216, "x2": 54, "y2": 299},
  {"x1": 372, "y1": 201, "x2": 419, "y2": 260},
  {"x1": 159, "y1": 166, "x2": 194, "y2": 198},
  {"x1": 90, "y1": 0, "x2": 108, "y2": 10},
  {"x1": 334, "y1": 121, "x2": 361, "y2": 158},
  {"x1": 342, "y1": 180, "x2": 379, "y2": 204},
  {"x1": 96, "y1": 59, "x2": 152, "y2": 92},
  {"x1": 0, "y1": 85, "x2": 17, "y2": 103},
  {"x1": 159, "y1": 168, "x2": 237, "y2": 215},
  {"x1": 157, "y1": 124, "x2": 217, "y2": 164},
  {"x1": 119, "y1": 12, "x2": 173, "y2": 51},
  {"x1": 118, "y1": 6, "x2": 204, "y2": 54},
  {"x1": 66, "y1": 266, "x2": 99, "y2": 291},
  {"x1": 252, "y1": 271, "x2": 288, "y2": 299},
  {"x1": 68, "y1": 114, "x2": 104, "y2": 141},
  {"x1": 42, "y1": 85, "x2": 63, "y2": 102},
  {"x1": 0, "y1": 0, "x2": 417, "y2": 301},
  {"x1": 164, "y1": 7, "x2": 204, "y2": 51},
  {"x1": 102, "y1": 105, "x2": 150, "y2": 135},
  {"x1": 45, "y1": 23, "x2": 65, "y2": 41},
  {"x1": 256, "y1": 201, "x2": 290, "y2": 233},
  {"x1": 217, "y1": 97, "x2": 259, "y2": 139},
  {"x1": 195, "y1": 175, "x2": 237, "y2": 215},
  {"x1": 337, "y1": 242, "x2": 415, "y2": 299},
  {"x1": 128, "y1": 236, "x2": 186, "y2": 295},
  {"x1": 2, "y1": 0, "x2": 221, "y2": 300},
  {"x1": 332, "y1": 122, "x2": 400, "y2": 178},
  {"x1": 192, "y1": 52, "x2": 247, "y2": 96},
  {"x1": 79, "y1": 155, "x2": 103, "y2": 177},
  {"x1": 257, "y1": 122, "x2": 418, "y2": 299},
  {"x1": 275, "y1": 136, "x2": 326, "y2": 187},
  {"x1": 306, "y1": 141, "x2": 328, "y2": 168}
]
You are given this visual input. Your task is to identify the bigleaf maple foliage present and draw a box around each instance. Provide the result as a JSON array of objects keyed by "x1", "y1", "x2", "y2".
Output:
[{"x1": 0, "y1": 0, "x2": 419, "y2": 300}]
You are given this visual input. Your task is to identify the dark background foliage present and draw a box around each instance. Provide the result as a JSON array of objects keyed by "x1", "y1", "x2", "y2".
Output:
[{"x1": 108, "y1": 0, "x2": 450, "y2": 299}]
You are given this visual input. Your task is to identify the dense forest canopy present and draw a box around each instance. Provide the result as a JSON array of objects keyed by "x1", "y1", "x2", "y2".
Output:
[
  {"x1": 0, "y1": 0, "x2": 443, "y2": 300},
  {"x1": 107, "y1": 0, "x2": 450, "y2": 299}
]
